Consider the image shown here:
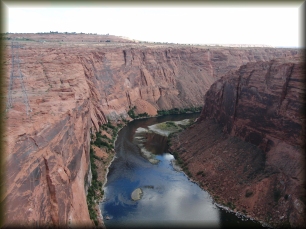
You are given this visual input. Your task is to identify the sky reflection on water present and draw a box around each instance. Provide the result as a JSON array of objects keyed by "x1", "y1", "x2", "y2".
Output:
[{"x1": 101, "y1": 114, "x2": 262, "y2": 228}]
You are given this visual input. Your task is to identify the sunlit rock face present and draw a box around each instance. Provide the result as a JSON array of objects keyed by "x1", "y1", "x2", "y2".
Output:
[
  {"x1": 2, "y1": 33, "x2": 301, "y2": 227},
  {"x1": 170, "y1": 56, "x2": 305, "y2": 228}
]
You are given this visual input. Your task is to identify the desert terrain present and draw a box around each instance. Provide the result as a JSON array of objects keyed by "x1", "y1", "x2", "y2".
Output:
[{"x1": 1, "y1": 33, "x2": 303, "y2": 227}]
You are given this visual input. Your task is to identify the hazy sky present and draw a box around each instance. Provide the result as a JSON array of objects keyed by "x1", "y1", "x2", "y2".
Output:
[{"x1": 3, "y1": 1, "x2": 304, "y2": 47}]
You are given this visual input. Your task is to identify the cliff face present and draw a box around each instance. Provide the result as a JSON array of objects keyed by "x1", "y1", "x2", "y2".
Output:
[
  {"x1": 170, "y1": 56, "x2": 305, "y2": 227},
  {"x1": 200, "y1": 57, "x2": 305, "y2": 148},
  {"x1": 4, "y1": 100, "x2": 93, "y2": 227},
  {"x1": 1, "y1": 34, "x2": 301, "y2": 227},
  {"x1": 78, "y1": 45, "x2": 299, "y2": 129}
]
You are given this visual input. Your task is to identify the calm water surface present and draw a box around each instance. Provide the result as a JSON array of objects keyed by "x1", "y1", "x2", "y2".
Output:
[{"x1": 101, "y1": 114, "x2": 263, "y2": 228}]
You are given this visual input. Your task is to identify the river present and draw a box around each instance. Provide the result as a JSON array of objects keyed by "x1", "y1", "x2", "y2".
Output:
[{"x1": 100, "y1": 113, "x2": 263, "y2": 228}]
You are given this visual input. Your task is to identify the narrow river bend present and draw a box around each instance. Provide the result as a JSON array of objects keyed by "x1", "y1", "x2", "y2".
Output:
[{"x1": 100, "y1": 114, "x2": 263, "y2": 228}]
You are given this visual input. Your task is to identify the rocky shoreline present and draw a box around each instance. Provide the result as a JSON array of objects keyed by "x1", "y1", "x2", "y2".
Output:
[
  {"x1": 168, "y1": 56, "x2": 305, "y2": 228},
  {"x1": 168, "y1": 146, "x2": 270, "y2": 228},
  {"x1": 96, "y1": 115, "x2": 197, "y2": 226},
  {"x1": 97, "y1": 121, "x2": 129, "y2": 227}
]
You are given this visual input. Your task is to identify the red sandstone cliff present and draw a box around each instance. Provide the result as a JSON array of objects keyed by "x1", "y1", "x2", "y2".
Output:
[
  {"x1": 170, "y1": 56, "x2": 305, "y2": 227},
  {"x1": 1, "y1": 33, "x2": 302, "y2": 227}
]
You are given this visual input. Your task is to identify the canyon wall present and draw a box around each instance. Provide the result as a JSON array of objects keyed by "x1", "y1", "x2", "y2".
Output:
[
  {"x1": 80, "y1": 45, "x2": 300, "y2": 126},
  {"x1": 1, "y1": 35, "x2": 301, "y2": 227},
  {"x1": 170, "y1": 56, "x2": 305, "y2": 227}
]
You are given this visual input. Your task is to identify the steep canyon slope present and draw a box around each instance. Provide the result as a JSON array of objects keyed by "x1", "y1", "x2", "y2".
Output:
[
  {"x1": 1, "y1": 34, "x2": 301, "y2": 227},
  {"x1": 170, "y1": 56, "x2": 305, "y2": 227}
]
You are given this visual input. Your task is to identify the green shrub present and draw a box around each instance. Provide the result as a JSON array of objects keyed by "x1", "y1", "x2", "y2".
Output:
[
  {"x1": 128, "y1": 106, "x2": 137, "y2": 119},
  {"x1": 101, "y1": 134, "x2": 109, "y2": 139},
  {"x1": 94, "y1": 138, "x2": 111, "y2": 149},
  {"x1": 157, "y1": 106, "x2": 202, "y2": 116},
  {"x1": 96, "y1": 131, "x2": 102, "y2": 138},
  {"x1": 137, "y1": 112, "x2": 149, "y2": 118},
  {"x1": 172, "y1": 151, "x2": 178, "y2": 157},
  {"x1": 101, "y1": 125, "x2": 107, "y2": 130},
  {"x1": 165, "y1": 121, "x2": 177, "y2": 128},
  {"x1": 106, "y1": 121, "x2": 115, "y2": 129},
  {"x1": 92, "y1": 170, "x2": 98, "y2": 180},
  {"x1": 227, "y1": 202, "x2": 236, "y2": 209},
  {"x1": 177, "y1": 158, "x2": 183, "y2": 165}
]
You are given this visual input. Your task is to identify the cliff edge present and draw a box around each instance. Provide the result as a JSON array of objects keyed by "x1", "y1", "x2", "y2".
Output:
[
  {"x1": 170, "y1": 56, "x2": 305, "y2": 227},
  {"x1": 1, "y1": 33, "x2": 302, "y2": 227}
]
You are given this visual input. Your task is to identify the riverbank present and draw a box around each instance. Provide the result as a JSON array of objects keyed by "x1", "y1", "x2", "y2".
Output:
[
  {"x1": 89, "y1": 110, "x2": 201, "y2": 227},
  {"x1": 89, "y1": 146, "x2": 115, "y2": 228},
  {"x1": 168, "y1": 119, "x2": 284, "y2": 228},
  {"x1": 168, "y1": 160, "x2": 269, "y2": 228},
  {"x1": 88, "y1": 119, "x2": 128, "y2": 227},
  {"x1": 101, "y1": 113, "x2": 263, "y2": 228},
  {"x1": 170, "y1": 158, "x2": 270, "y2": 228}
]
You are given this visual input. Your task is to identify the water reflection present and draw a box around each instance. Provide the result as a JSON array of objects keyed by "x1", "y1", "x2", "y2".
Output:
[
  {"x1": 101, "y1": 114, "x2": 262, "y2": 228},
  {"x1": 143, "y1": 132, "x2": 168, "y2": 155},
  {"x1": 134, "y1": 153, "x2": 220, "y2": 227}
]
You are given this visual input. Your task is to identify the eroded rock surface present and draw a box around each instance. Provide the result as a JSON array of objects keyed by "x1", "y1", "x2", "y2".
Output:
[
  {"x1": 170, "y1": 56, "x2": 305, "y2": 227},
  {"x1": 1, "y1": 33, "x2": 302, "y2": 227}
]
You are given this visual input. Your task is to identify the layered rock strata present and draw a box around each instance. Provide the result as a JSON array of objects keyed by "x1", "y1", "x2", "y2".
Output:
[
  {"x1": 170, "y1": 56, "x2": 305, "y2": 227},
  {"x1": 1, "y1": 34, "x2": 302, "y2": 227}
]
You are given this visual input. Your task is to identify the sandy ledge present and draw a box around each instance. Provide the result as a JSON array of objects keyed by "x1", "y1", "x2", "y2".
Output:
[{"x1": 131, "y1": 188, "x2": 143, "y2": 201}]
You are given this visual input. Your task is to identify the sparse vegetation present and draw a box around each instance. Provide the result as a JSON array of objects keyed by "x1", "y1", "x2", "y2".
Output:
[
  {"x1": 128, "y1": 106, "x2": 137, "y2": 119},
  {"x1": 186, "y1": 170, "x2": 192, "y2": 177},
  {"x1": 137, "y1": 112, "x2": 149, "y2": 118},
  {"x1": 87, "y1": 146, "x2": 102, "y2": 226},
  {"x1": 87, "y1": 120, "x2": 121, "y2": 226},
  {"x1": 226, "y1": 201, "x2": 236, "y2": 210},
  {"x1": 86, "y1": 105, "x2": 201, "y2": 225},
  {"x1": 157, "y1": 121, "x2": 179, "y2": 131},
  {"x1": 165, "y1": 121, "x2": 176, "y2": 128},
  {"x1": 157, "y1": 106, "x2": 202, "y2": 116},
  {"x1": 127, "y1": 106, "x2": 149, "y2": 119}
]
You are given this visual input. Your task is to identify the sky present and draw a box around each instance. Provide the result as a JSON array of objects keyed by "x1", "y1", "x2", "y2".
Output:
[{"x1": 2, "y1": 1, "x2": 304, "y2": 47}]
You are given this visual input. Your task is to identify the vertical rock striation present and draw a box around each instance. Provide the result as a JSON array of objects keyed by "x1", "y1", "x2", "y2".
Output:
[
  {"x1": 1, "y1": 34, "x2": 302, "y2": 227},
  {"x1": 80, "y1": 46, "x2": 300, "y2": 123},
  {"x1": 170, "y1": 56, "x2": 305, "y2": 227}
]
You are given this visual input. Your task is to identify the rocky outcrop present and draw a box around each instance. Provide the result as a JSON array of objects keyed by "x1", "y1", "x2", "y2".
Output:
[
  {"x1": 1, "y1": 33, "x2": 302, "y2": 227},
  {"x1": 199, "y1": 56, "x2": 305, "y2": 149},
  {"x1": 170, "y1": 56, "x2": 305, "y2": 227},
  {"x1": 80, "y1": 45, "x2": 300, "y2": 123},
  {"x1": 4, "y1": 100, "x2": 93, "y2": 228}
]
